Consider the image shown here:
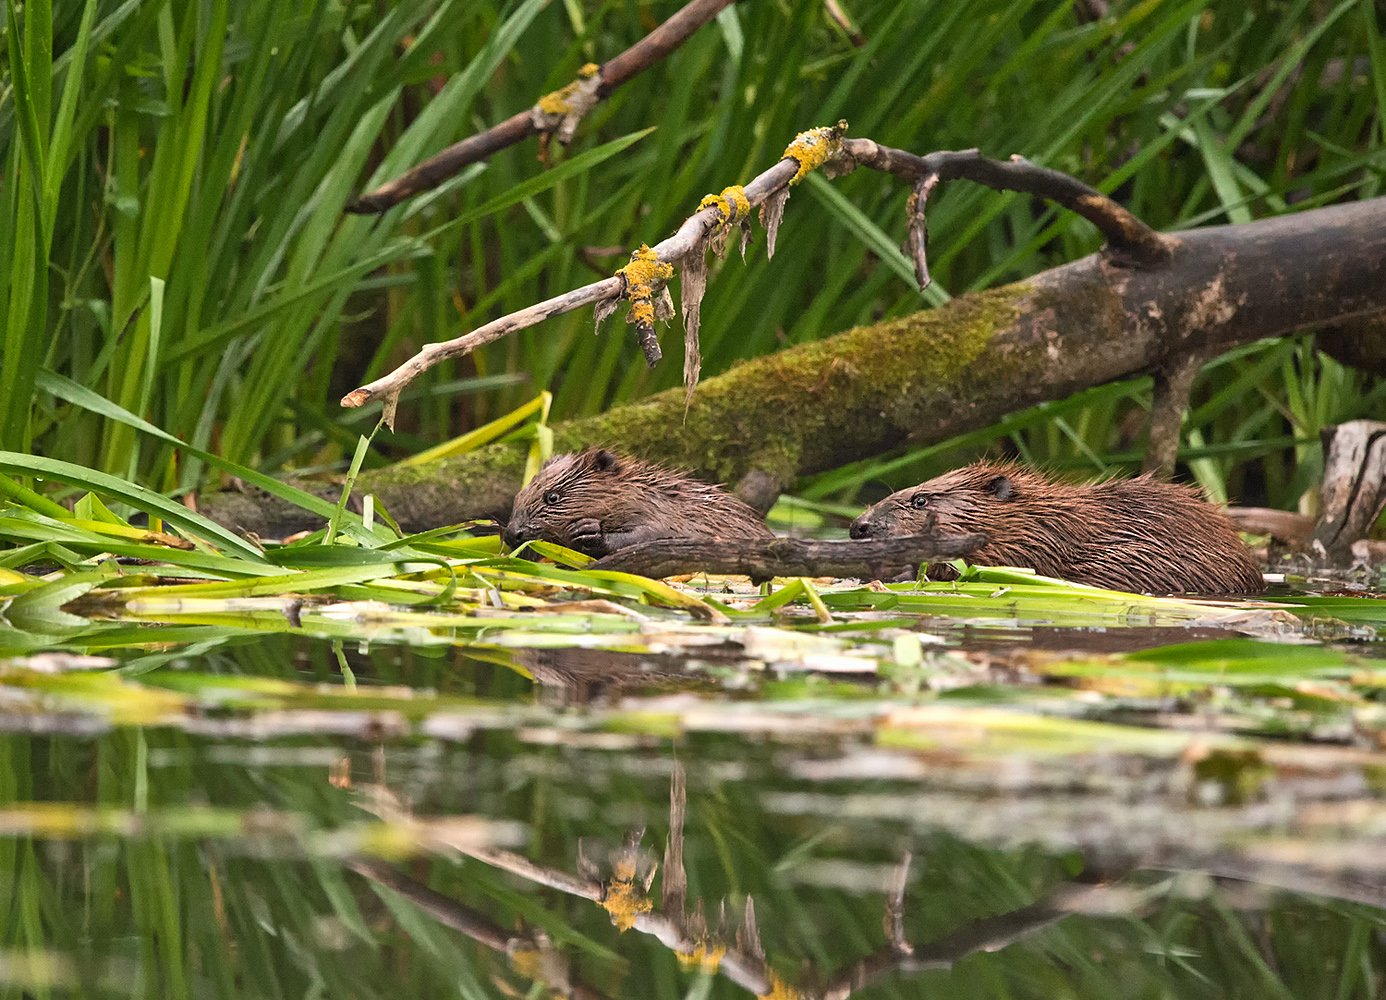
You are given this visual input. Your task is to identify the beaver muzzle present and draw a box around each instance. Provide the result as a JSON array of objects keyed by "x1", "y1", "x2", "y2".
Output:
[
  {"x1": 504, "y1": 519, "x2": 538, "y2": 550},
  {"x1": 848, "y1": 512, "x2": 888, "y2": 539}
]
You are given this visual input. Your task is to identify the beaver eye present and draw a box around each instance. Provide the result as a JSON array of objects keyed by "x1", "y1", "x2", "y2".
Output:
[
  {"x1": 544, "y1": 491, "x2": 561, "y2": 505},
  {"x1": 909, "y1": 493, "x2": 929, "y2": 510}
]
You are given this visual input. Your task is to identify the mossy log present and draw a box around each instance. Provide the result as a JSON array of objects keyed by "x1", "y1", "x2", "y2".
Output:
[{"x1": 202, "y1": 197, "x2": 1386, "y2": 538}]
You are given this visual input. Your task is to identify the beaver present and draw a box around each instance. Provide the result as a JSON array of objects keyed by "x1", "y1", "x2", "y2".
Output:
[
  {"x1": 504, "y1": 447, "x2": 774, "y2": 557},
  {"x1": 849, "y1": 461, "x2": 1265, "y2": 594}
]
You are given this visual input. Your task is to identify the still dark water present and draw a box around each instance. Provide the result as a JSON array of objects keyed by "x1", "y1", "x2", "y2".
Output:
[{"x1": 5, "y1": 595, "x2": 1386, "y2": 999}]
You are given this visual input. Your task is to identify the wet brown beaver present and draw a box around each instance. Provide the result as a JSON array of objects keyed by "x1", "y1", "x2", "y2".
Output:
[
  {"x1": 505, "y1": 447, "x2": 773, "y2": 557},
  {"x1": 849, "y1": 461, "x2": 1264, "y2": 595}
]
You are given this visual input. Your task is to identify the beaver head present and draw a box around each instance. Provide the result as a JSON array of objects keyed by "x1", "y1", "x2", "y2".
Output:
[
  {"x1": 505, "y1": 447, "x2": 772, "y2": 557},
  {"x1": 506, "y1": 448, "x2": 621, "y2": 553},
  {"x1": 850, "y1": 463, "x2": 1022, "y2": 540}
]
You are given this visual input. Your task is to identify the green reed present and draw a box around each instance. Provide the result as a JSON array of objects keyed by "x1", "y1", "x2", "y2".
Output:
[{"x1": 1, "y1": 0, "x2": 1381, "y2": 511}]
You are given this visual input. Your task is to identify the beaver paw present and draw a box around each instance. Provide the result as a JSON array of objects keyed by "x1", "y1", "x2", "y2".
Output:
[{"x1": 567, "y1": 518, "x2": 608, "y2": 557}]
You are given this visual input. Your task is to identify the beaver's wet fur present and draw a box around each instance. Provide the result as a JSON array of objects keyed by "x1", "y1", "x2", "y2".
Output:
[
  {"x1": 849, "y1": 461, "x2": 1264, "y2": 594},
  {"x1": 505, "y1": 447, "x2": 773, "y2": 557}
]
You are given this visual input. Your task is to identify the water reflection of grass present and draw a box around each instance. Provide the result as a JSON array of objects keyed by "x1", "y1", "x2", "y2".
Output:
[{"x1": 4, "y1": 723, "x2": 1386, "y2": 999}]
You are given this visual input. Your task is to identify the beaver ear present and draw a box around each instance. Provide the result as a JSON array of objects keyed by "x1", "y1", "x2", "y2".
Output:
[
  {"x1": 592, "y1": 449, "x2": 620, "y2": 473},
  {"x1": 986, "y1": 475, "x2": 1013, "y2": 500}
]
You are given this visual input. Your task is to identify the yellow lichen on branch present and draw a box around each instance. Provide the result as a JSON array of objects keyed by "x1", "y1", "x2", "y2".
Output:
[
  {"x1": 506, "y1": 934, "x2": 570, "y2": 994},
  {"x1": 533, "y1": 63, "x2": 603, "y2": 151},
  {"x1": 675, "y1": 944, "x2": 727, "y2": 974},
  {"x1": 535, "y1": 62, "x2": 601, "y2": 114},
  {"x1": 601, "y1": 856, "x2": 654, "y2": 931},
  {"x1": 697, "y1": 184, "x2": 754, "y2": 265},
  {"x1": 697, "y1": 184, "x2": 751, "y2": 224},
  {"x1": 616, "y1": 244, "x2": 674, "y2": 328},
  {"x1": 758, "y1": 972, "x2": 802, "y2": 1000},
  {"x1": 508, "y1": 948, "x2": 542, "y2": 978},
  {"x1": 782, "y1": 120, "x2": 849, "y2": 184}
]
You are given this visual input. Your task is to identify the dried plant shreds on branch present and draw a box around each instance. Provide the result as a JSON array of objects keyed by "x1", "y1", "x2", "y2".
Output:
[
  {"x1": 341, "y1": 124, "x2": 1162, "y2": 425},
  {"x1": 345, "y1": 0, "x2": 736, "y2": 214},
  {"x1": 684, "y1": 185, "x2": 749, "y2": 401}
]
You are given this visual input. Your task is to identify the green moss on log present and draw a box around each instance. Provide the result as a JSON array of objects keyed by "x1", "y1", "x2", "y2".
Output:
[
  {"x1": 552, "y1": 281, "x2": 1027, "y2": 484},
  {"x1": 363, "y1": 439, "x2": 528, "y2": 494},
  {"x1": 200, "y1": 281, "x2": 1028, "y2": 534}
]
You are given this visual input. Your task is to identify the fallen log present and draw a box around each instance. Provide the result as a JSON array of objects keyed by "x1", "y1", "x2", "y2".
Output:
[
  {"x1": 587, "y1": 529, "x2": 986, "y2": 582},
  {"x1": 200, "y1": 197, "x2": 1386, "y2": 539}
]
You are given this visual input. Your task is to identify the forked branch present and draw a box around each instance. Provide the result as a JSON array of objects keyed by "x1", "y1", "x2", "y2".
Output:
[{"x1": 838, "y1": 139, "x2": 1175, "y2": 273}]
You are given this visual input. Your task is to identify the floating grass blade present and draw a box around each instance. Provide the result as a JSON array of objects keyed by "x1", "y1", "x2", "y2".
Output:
[
  {"x1": 0, "y1": 453, "x2": 263, "y2": 560},
  {"x1": 37, "y1": 369, "x2": 388, "y2": 546}
]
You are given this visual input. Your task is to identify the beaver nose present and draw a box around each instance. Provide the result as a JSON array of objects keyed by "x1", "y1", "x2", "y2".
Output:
[
  {"x1": 848, "y1": 517, "x2": 876, "y2": 540},
  {"x1": 503, "y1": 522, "x2": 532, "y2": 549}
]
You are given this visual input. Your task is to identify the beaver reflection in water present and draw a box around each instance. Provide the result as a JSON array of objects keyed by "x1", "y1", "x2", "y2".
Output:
[
  {"x1": 504, "y1": 447, "x2": 773, "y2": 558},
  {"x1": 850, "y1": 461, "x2": 1264, "y2": 595}
]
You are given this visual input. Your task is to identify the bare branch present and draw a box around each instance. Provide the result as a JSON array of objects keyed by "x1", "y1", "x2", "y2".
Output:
[
  {"x1": 1144, "y1": 352, "x2": 1207, "y2": 478},
  {"x1": 823, "y1": 881, "x2": 1145, "y2": 998},
  {"x1": 341, "y1": 156, "x2": 798, "y2": 410},
  {"x1": 459, "y1": 845, "x2": 604, "y2": 900},
  {"x1": 1225, "y1": 506, "x2": 1314, "y2": 542},
  {"x1": 906, "y1": 174, "x2": 938, "y2": 289},
  {"x1": 342, "y1": 278, "x2": 621, "y2": 410},
  {"x1": 346, "y1": 113, "x2": 535, "y2": 215},
  {"x1": 840, "y1": 139, "x2": 1175, "y2": 267},
  {"x1": 342, "y1": 130, "x2": 1175, "y2": 415},
  {"x1": 347, "y1": 858, "x2": 512, "y2": 951},
  {"x1": 346, "y1": 0, "x2": 737, "y2": 214},
  {"x1": 349, "y1": 858, "x2": 613, "y2": 1000}
]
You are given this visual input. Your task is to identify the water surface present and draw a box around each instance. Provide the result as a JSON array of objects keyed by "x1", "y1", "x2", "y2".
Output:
[{"x1": 3, "y1": 577, "x2": 1386, "y2": 998}]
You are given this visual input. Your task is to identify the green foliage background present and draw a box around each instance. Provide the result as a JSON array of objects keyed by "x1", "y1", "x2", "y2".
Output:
[{"x1": 2, "y1": 0, "x2": 1385, "y2": 512}]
